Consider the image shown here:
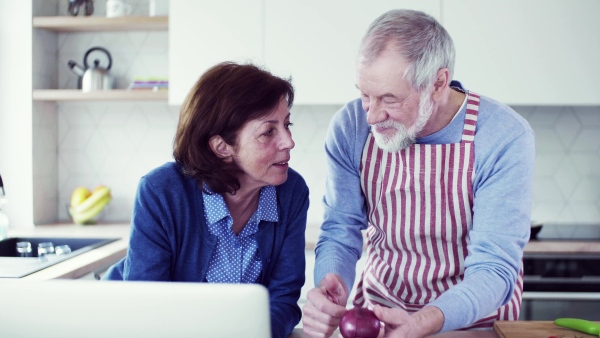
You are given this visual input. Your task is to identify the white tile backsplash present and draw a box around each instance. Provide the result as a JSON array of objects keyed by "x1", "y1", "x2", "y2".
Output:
[{"x1": 30, "y1": 7, "x2": 600, "y2": 230}]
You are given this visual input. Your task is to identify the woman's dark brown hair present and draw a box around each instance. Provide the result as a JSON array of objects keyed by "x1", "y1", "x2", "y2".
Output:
[{"x1": 173, "y1": 61, "x2": 294, "y2": 194}]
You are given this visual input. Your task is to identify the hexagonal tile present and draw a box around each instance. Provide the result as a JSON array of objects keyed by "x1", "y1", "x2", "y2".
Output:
[
  {"x1": 553, "y1": 107, "x2": 582, "y2": 148},
  {"x1": 126, "y1": 107, "x2": 149, "y2": 148},
  {"x1": 573, "y1": 106, "x2": 600, "y2": 126},
  {"x1": 59, "y1": 103, "x2": 95, "y2": 125},
  {"x1": 137, "y1": 31, "x2": 168, "y2": 53},
  {"x1": 568, "y1": 152, "x2": 600, "y2": 177},
  {"x1": 571, "y1": 129, "x2": 600, "y2": 151},
  {"x1": 510, "y1": 105, "x2": 536, "y2": 119},
  {"x1": 98, "y1": 107, "x2": 132, "y2": 127},
  {"x1": 570, "y1": 178, "x2": 600, "y2": 201},
  {"x1": 84, "y1": 130, "x2": 109, "y2": 170},
  {"x1": 60, "y1": 151, "x2": 96, "y2": 176},
  {"x1": 532, "y1": 177, "x2": 565, "y2": 202},
  {"x1": 534, "y1": 152, "x2": 564, "y2": 178},
  {"x1": 99, "y1": 151, "x2": 134, "y2": 175},
  {"x1": 553, "y1": 160, "x2": 581, "y2": 198},
  {"x1": 528, "y1": 106, "x2": 562, "y2": 127},
  {"x1": 98, "y1": 126, "x2": 136, "y2": 152},
  {"x1": 58, "y1": 32, "x2": 104, "y2": 53},
  {"x1": 564, "y1": 202, "x2": 600, "y2": 223},
  {"x1": 534, "y1": 128, "x2": 565, "y2": 152},
  {"x1": 60, "y1": 126, "x2": 95, "y2": 150},
  {"x1": 139, "y1": 104, "x2": 175, "y2": 126}
]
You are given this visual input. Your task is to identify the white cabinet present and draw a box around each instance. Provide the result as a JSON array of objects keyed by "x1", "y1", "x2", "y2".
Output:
[
  {"x1": 169, "y1": 0, "x2": 440, "y2": 105},
  {"x1": 169, "y1": 0, "x2": 264, "y2": 105},
  {"x1": 169, "y1": 1, "x2": 600, "y2": 106},
  {"x1": 443, "y1": 0, "x2": 600, "y2": 105},
  {"x1": 0, "y1": 1, "x2": 34, "y2": 228},
  {"x1": 265, "y1": 0, "x2": 440, "y2": 105}
]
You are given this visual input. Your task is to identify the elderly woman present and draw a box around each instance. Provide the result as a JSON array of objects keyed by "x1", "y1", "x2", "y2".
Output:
[{"x1": 103, "y1": 62, "x2": 309, "y2": 337}]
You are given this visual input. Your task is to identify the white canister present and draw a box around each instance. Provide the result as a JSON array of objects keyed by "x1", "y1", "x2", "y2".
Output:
[
  {"x1": 106, "y1": 0, "x2": 133, "y2": 18},
  {"x1": 149, "y1": 0, "x2": 169, "y2": 17}
]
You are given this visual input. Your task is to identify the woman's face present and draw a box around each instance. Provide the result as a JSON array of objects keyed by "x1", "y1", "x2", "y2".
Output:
[{"x1": 231, "y1": 96, "x2": 295, "y2": 192}]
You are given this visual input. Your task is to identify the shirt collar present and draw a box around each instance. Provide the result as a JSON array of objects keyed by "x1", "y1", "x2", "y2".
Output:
[{"x1": 202, "y1": 184, "x2": 279, "y2": 226}]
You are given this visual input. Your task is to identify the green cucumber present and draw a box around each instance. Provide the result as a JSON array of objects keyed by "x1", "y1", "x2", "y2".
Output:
[{"x1": 555, "y1": 318, "x2": 600, "y2": 336}]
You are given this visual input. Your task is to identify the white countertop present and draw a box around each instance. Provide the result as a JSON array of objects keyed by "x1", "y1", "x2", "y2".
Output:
[
  {"x1": 524, "y1": 240, "x2": 600, "y2": 253},
  {"x1": 6, "y1": 222, "x2": 600, "y2": 281},
  {"x1": 7, "y1": 223, "x2": 130, "y2": 280}
]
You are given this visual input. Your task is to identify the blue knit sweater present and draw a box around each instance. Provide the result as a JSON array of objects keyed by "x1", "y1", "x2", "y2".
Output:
[
  {"x1": 103, "y1": 162, "x2": 309, "y2": 338},
  {"x1": 315, "y1": 85, "x2": 535, "y2": 331}
]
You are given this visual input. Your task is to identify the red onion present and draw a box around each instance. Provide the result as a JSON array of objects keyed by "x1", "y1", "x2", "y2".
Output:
[{"x1": 339, "y1": 306, "x2": 381, "y2": 338}]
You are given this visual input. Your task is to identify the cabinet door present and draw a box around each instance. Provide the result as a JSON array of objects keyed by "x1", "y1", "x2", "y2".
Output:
[
  {"x1": 443, "y1": 0, "x2": 600, "y2": 105},
  {"x1": 265, "y1": 0, "x2": 440, "y2": 105},
  {"x1": 169, "y1": 0, "x2": 264, "y2": 105}
]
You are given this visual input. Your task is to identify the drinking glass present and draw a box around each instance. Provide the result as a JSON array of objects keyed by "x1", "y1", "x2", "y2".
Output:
[
  {"x1": 37, "y1": 242, "x2": 54, "y2": 259},
  {"x1": 55, "y1": 245, "x2": 72, "y2": 256},
  {"x1": 16, "y1": 241, "x2": 32, "y2": 257}
]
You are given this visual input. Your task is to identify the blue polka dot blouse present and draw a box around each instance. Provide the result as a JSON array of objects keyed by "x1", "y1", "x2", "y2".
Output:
[{"x1": 202, "y1": 184, "x2": 279, "y2": 283}]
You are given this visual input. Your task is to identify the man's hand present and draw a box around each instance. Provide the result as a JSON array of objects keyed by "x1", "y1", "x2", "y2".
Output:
[
  {"x1": 302, "y1": 273, "x2": 349, "y2": 338},
  {"x1": 373, "y1": 304, "x2": 444, "y2": 338}
]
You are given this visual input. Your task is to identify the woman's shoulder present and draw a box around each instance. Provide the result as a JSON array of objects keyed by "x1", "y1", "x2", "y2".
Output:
[{"x1": 140, "y1": 161, "x2": 193, "y2": 190}]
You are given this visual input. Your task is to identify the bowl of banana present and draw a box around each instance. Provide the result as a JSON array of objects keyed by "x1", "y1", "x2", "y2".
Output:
[{"x1": 68, "y1": 185, "x2": 112, "y2": 225}]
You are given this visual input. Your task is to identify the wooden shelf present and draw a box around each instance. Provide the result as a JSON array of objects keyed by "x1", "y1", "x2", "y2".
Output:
[
  {"x1": 33, "y1": 89, "x2": 168, "y2": 102},
  {"x1": 33, "y1": 16, "x2": 168, "y2": 32}
]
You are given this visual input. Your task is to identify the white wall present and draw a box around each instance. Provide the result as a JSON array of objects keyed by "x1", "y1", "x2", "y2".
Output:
[
  {"x1": 8, "y1": 1, "x2": 600, "y2": 233},
  {"x1": 0, "y1": 1, "x2": 34, "y2": 228}
]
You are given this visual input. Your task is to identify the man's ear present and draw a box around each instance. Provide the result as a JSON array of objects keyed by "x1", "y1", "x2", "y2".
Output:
[
  {"x1": 209, "y1": 135, "x2": 233, "y2": 162},
  {"x1": 431, "y1": 68, "x2": 450, "y2": 101}
]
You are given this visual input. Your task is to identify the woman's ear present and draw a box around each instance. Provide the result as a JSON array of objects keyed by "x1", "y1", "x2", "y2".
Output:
[{"x1": 209, "y1": 135, "x2": 233, "y2": 162}]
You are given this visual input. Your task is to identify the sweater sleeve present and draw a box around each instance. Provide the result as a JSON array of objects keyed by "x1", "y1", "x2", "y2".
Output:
[
  {"x1": 121, "y1": 175, "x2": 174, "y2": 280},
  {"x1": 314, "y1": 100, "x2": 370, "y2": 293},
  {"x1": 431, "y1": 126, "x2": 535, "y2": 331},
  {"x1": 268, "y1": 172, "x2": 310, "y2": 338}
]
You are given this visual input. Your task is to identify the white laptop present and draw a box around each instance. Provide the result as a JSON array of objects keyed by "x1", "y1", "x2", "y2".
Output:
[{"x1": 0, "y1": 279, "x2": 271, "y2": 338}]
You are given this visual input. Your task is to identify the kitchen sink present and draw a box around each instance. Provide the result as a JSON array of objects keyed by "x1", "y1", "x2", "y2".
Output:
[{"x1": 0, "y1": 236, "x2": 119, "y2": 278}]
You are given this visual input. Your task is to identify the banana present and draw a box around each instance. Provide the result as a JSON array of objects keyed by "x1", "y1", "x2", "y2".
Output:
[
  {"x1": 70, "y1": 194, "x2": 112, "y2": 225},
  {"x1": 71, "y1": 187, "x2": 92, "y2": 207},
  {"x1": 72, "y1": 186, "x2": 111, "y2": 214}
]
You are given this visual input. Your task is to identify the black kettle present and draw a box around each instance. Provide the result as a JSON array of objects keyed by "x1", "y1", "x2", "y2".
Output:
[{"x1": 67, "y1": 47, "x2": 114, "y2": 92}]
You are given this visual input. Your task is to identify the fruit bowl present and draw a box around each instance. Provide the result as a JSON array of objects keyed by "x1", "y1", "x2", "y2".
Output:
[
  {"x1": 66, "y1": 202, "x2": 108, "y2": 225},
  {"x1": 68, "y1": 186, "x2": 112, "y2": 225}
]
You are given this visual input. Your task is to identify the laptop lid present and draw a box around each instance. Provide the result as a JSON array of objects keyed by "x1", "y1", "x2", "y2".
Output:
[{"x1": 0, "y1": 279, "x2": 271, "y2": 338}]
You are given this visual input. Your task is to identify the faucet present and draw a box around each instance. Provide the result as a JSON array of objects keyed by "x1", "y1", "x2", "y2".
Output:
[{"x1": 0, "y1": 172, "x2": 4, "y2": 199}]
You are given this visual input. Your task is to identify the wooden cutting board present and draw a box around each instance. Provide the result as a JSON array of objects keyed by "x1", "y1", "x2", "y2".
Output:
[{"x1": 494, "y1": 321, "x2": 599, "y2": 337}]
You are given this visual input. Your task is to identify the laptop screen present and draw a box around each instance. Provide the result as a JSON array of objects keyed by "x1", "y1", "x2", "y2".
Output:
[{"x1": 0, "y1": 279, "x2": 271, "y2": 338}]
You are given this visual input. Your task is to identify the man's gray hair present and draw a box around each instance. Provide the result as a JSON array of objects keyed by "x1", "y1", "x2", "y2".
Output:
[{"x1": 358, "y1": 9, "x2": 455, "y2": 91}]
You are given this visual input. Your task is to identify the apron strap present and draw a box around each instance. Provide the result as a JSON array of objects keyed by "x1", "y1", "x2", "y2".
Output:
[{"x1": 461, "y1": 91, "x2": 480, "y2": 143}]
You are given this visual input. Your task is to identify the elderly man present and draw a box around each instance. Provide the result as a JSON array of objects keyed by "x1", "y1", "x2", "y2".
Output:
[{"x1": 302, "y1": 9, "x2": 534, "y2": 338}]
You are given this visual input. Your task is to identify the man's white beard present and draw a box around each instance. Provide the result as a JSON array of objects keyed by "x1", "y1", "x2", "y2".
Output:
[{"x1": 371, "y1": 91, "x2": 434, "y2": 152}]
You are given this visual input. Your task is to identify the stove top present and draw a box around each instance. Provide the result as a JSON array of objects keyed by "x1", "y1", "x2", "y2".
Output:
[
  {"x1": 525, "y1": 223, "x2": 600, "y2": 292},
  {"x1": 531, "y1": 223, "x2": 600, "y2": 241}
]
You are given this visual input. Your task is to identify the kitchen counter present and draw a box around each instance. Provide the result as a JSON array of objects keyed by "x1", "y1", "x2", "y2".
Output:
[
  {"x1": 524, "y1": 240, "x2": 600, "y2": 253},
  {"x1": 6, "y1": 223, "x2": 130, "y2": 280},
  {"x1": 290, "y1": 321, "x2": 600, "y2": 337},
  {"x1": 494, "y1": 320, "x2": 600, "y2": 337},
  {"x1": 288, "y1": 328, "x2": 498, "y2": 337},
  {"x1": 5, "y1": 222, "x2": 600, "y2": 281}
]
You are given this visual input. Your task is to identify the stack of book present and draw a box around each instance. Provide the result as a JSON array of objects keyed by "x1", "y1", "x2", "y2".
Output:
[{"x1": 128, "y1": 78, "x2": 169, "y2": 91}]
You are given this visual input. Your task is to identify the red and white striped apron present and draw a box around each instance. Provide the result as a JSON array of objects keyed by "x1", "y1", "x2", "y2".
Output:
[{"x1": 355, "y1": 91, "x2": 523, "y2": 329}]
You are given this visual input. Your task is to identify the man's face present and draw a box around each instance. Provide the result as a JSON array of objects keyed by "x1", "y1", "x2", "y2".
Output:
[{"x1": 357, "y1": 48, "x2": 434, "y2": 152}]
